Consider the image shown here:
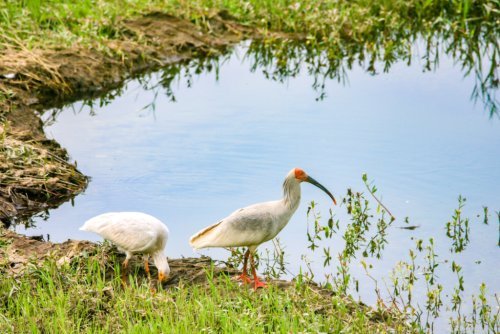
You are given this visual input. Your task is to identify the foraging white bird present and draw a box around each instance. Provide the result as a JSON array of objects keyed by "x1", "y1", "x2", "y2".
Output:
[
  {"x1": 80, "y1": 212, "x2": 170, "y2": 282},
  {"x1": 189, "y1": 168, "x2": 336, "y2": 289}
]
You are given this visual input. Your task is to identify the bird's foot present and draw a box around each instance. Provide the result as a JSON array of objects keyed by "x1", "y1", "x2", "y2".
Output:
[
  {"x1": 236, "y1": 273, "x2": 252, "y2": 284},
  {"x1": 253, "y1": 278, "x2": 267, "y2": 290}
]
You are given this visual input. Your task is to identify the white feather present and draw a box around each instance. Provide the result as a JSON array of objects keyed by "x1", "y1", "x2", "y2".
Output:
[
  {"x1": 189, "y1": 168, "x2": 304, "y2": 250},
  {"x1": 189, "y1": 168, "x2": 335, "y2": 288},
  {"x1": 80, "y1": 212, "x2": 170, "y2": 276}
]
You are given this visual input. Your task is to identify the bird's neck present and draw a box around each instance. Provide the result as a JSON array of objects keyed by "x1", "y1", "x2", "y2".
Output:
[
  {"x1": 152, "y1": 251, "x2": 170, "y2": 276},
  {"x1": 282, "y1": 177, "x2": 301, "y2": 211}
]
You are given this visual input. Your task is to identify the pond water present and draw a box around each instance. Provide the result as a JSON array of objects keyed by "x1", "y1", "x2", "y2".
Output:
[{"x1": 15, "y1": 42, "x2": 499, "y2": 329}]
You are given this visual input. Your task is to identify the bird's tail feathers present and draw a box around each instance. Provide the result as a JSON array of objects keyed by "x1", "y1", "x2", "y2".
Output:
[
  {"x1": 79, "y1": 222, "x2": 91, "y2": 231},
  {"x1": 189, "y1": 221, "x2": 222, "y2": 249}
]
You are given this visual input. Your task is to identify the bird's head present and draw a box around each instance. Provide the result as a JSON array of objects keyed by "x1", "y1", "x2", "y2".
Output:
[
  {"x1": 153, "y1": 252, "x2": 170, "y2": 283},
  {"x1": 293, "y1": 168, "x2": 337, "y2": 205},
  {"x1": 158, "y1": 270, "x2": 169, "y2": 283}
]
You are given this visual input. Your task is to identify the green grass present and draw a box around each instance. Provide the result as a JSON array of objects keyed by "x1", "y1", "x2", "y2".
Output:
[
  {"x1": 0, "y1": 0, "x2": 151, "y2": 49},
  {"x1": 1, "y1": 0, "x2": 497, "y2": 50},
  {"x1": 1, "y1": 0, "x2": 497, "y2": 114},
  {"x1": 0, "y1": 254, "x2": 412, "y2": 333}
]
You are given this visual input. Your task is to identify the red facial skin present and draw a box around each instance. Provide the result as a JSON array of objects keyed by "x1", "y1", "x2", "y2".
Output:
[{"x1": 294, "y1": 168, "x2": 308, "y2": 181}]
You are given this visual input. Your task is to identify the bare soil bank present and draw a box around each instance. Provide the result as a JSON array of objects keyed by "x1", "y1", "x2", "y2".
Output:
[{"x1": 0, "y1": 228, "x2": 240, "y2": 289}]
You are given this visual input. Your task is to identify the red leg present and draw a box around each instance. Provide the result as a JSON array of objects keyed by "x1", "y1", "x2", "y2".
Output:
[
  {"x1": 144, "y1": 257, "x2": 151, "y2": 279},
  {"x1": 249, "y1": 252, "x2": 267, "y2": 290},
  {"x1": 236, "y1": 249, "x2": 252, "y2": 284}
]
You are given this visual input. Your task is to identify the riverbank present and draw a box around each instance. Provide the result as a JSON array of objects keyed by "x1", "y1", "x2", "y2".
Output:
[
  {"x1": 0, "y1": 228, "x2": 413, "y2": 332},
  {"x1": 1, "y1": 8, "x2": 252, "y2": 220}
]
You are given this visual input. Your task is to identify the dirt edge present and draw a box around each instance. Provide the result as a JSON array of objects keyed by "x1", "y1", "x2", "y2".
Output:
[{"x1": 0, "y1": 227, "x2": 408, "y2": 329}]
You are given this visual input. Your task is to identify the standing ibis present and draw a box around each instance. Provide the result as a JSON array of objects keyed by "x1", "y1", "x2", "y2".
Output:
[{"x1": 189, "y1": 168, "x2": 336, "y2": 289}]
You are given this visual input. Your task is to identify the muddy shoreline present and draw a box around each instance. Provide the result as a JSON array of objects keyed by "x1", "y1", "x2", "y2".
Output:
[
  {"x1": 0, "y1": 228, "x2": 338, "y2": 305},
  {"x1": 0, "y1": 12, "x2": 255, "y2": 222},
  {"x1": 0, "y1": 227, "x2": 311, "y2": 290},
  {"x1": 0, "y1": 228, "x2": 241, "y2": 288},
  {"x1": 0, "y1": 226, "x2": 408, "y2": 331}
]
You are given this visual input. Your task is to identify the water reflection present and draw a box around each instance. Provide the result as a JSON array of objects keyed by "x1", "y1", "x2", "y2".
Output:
[
  {"x1": 245, "y1": 32, "x2": 498, "y2": 114},
  {"x1": 42, "y1": 31, "x2": 498, "y2": 125}
]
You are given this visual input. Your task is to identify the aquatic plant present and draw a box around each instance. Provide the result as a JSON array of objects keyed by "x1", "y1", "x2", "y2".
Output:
[
  {"x1": 299, "y1": 175, "x2": 499, "y2": 332},
  {"x1": 445, "y1": 195, "x2": 470, "y2": 253}
]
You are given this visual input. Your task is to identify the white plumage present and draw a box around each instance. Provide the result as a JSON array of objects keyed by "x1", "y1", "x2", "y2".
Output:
[
  {"x1": 80, "y1": 212, "x2": 170, "y2": 282},
  {"x1": 190, "y1": 167, "x2": 336, "y2": 289}
]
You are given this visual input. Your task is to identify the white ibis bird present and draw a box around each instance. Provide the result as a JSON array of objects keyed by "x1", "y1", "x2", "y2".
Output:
[
  {"x1": 189, "y1": 168, "x2": 336, "y2": 289},
  {"x1": 80, "y1": 212, "x2": 170, "y2": 283}
]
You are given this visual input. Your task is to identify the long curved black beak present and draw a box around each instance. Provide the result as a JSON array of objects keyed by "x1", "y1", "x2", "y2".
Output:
[{"x1": 306, "y1": 176, "x2": 337, "y2": 205}]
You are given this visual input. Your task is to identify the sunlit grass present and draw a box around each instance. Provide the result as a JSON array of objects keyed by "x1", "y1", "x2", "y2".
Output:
[
  {"x1": 1, "y1": 0, "x2": 497, "y2": 49},
  {"x1": 0, "y1": 253, "x2": 412, "y2": 333},
  {"x1": 0, "y1": 0, "x2": 155, "y2": 49}
]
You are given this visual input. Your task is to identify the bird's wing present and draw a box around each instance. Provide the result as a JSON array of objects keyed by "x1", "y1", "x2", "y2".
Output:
[
  {"x1": 82, "y1": 213, "x2": 163, "y2": 253},
  {"x1": 101, "y1": 221, "x2": 158, "y2": 253},
  {"x1": 190, "y1": 202, "x2": 279, "y2": 249},
  {"x1": 189, "y1": 220, "x2": 222, "y2": 248}
]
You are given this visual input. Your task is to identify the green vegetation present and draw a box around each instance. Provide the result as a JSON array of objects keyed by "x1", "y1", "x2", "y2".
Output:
[
  {"x1": 445, "y1": 195, "x2": 470, "y2": 253},
  {"x1": 303, "y1": 179, "x2": 499, "y2": 333},
  {"x1": 1, "y1": 0, "x2": 497, "y2": 48},
  {"x1": 0, "y1": 0, "x2": 153, "y2": 49},
  {"x1": 1, "y1": 0, "x2": 498, "y2": 114},
  {"x1": 0, "y1": 251, "x2": 411, "y2": 333}
]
